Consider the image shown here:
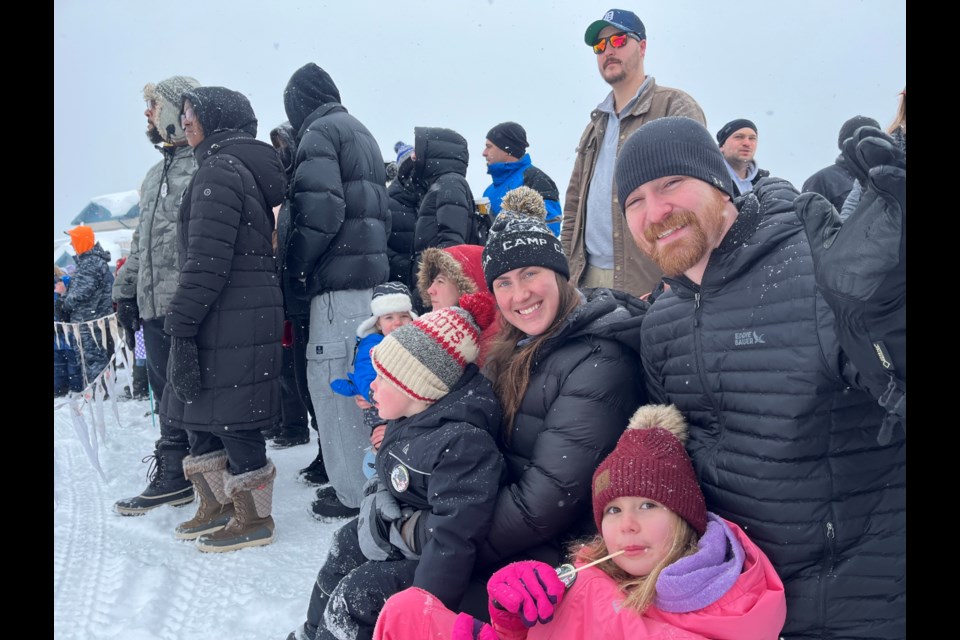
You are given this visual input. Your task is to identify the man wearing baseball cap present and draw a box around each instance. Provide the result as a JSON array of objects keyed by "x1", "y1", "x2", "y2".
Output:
[
  {"x1": 561, "y1": 9, "x2": 705, "y2": 300},
  {"x1": 715, "y1": 118, "x2": 769, "y2": 195},
  {"x1": 615, "y1": 116, "x2": 906, "y2": 639}
]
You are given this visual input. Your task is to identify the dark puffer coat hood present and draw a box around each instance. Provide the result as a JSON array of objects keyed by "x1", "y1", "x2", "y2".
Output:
[
  {"x1": 283, "y1": 63, "x2": 342, "y2": 132},
  {"x1": 182, "y1": 86, "x2": 258, "y2": 137},
  {"x1": 414, "y1": 127, "x2": 469, "y2": 187}
]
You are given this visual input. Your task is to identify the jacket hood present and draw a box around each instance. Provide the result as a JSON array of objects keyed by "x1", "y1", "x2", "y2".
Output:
[
  {"x1": 396, "y1": 364, "x2": 502, "y2": 440},
  {"x1": 283, "y1": 63, "x2": 342, "y2": 132},
  {"x1": 145, "y1": 75, "x2": 200, "y2": 144},
  {"x1": 414, "y1": 127, "x2": 469, "y2": 185},
  {"x1": 195, "y1": 131, "x2": 288, "y2": 210},
  {"x1": 78, "y1": 242, "x2": 111, "y2": 264},
  {"x1": 544, "y1": 287, "x2": 647, "y2": 358},
  {"x1": 415, "y1": 245, "x2": 485, "y2": 307},
  {"x1": 182, "y1": 86, "x2": 258, "y2": 137}
]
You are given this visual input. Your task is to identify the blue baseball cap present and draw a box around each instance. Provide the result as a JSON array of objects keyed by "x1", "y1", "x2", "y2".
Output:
[{"x1": 584, "y1": 9, "x2": 646, "y2": 46}]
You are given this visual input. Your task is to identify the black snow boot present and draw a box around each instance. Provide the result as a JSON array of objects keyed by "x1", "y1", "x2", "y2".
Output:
[
  {"x1": 114, "y1": 440, "x2": 195, "y2": 516},
  {"x1": 271, "y1": 425, "x2": 310, "y2": 449},
  {"x1": 297, "y1": 443, "x2": 329, "y2": 485}
]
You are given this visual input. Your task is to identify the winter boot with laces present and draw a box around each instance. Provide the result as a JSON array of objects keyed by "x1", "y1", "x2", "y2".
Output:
[
  {"x1": 114, "y1": 439, "x2": 194, "y2": 516},
  {"x1": 175, "y1": 451, "x2": 234, "y2": 540},
  {"x1": 196, "y1": 460, "x2": 276, "y2": 552}
]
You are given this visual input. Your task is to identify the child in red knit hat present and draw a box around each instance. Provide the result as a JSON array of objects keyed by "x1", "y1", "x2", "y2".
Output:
[{"x1": 373, "y1": 404, "x2": 787, "y2": 640}]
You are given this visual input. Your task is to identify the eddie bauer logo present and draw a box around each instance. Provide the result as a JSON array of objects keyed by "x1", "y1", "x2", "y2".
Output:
[{"x1": 734, "y1": 331, "x2": 765, "y2": 346}]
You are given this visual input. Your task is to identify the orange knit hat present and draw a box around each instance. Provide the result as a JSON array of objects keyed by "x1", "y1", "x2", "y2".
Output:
[{"x1": 67, "y1": 225, "x2": 95, "y2": 255}]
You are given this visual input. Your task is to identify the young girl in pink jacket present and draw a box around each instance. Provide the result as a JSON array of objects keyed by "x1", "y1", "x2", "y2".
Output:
[{"x1": 372, "y1": 404, "x2": 787, "y2": 640}]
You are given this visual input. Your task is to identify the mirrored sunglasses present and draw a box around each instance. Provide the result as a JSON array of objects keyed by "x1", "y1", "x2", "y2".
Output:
[{"x1": 593, "y1": 32, "x2": 638, "y2": 54}]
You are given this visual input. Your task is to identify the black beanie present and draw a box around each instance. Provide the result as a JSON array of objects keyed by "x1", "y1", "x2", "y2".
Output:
[
  {"x1": 838, "y1": 115, "x2": 881, "y2": 150},
  {"x1": 481, "y1": 186, "x2": 569, "y2": 290},
  {"x1": 715, "y1": 119, "x2": 757, "y2": 147},
  {"x1": 283, "y1": 63, "x2": 342, "y2": 132},
  {"x1": 486, "y1": 122, "x2": 529, "y2": 159},
  {"x1": 615, "y1": 117, "x2": 736, "y2": 210}
]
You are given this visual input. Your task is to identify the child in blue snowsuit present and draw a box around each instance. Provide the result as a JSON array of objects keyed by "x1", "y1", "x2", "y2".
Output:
[{"x1": 330, "y1": 282, "x2": 417, "y2": 478}]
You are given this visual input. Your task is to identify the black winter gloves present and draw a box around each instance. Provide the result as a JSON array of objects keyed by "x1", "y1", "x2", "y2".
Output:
[
  {"x1": 796, "y1": 126, "x2": 905, "y2": 443},
  {"x1": 115, "y1": 298, "x2": 140, "y2": 351},
  {"x1": 166, "y1": 336, "x2": 201, "y2": 404}
]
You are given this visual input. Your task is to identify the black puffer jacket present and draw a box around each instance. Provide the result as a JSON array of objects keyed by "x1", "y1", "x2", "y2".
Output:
[
  {"x1": 282, "y1": 64, "x2": 389, "y2": 299},
  {"x1": 412, "y1": 127, "x2": 479, "y2": 255},
  {"x1": 269, "y1": 122, "x2": 308, "y2": 319},
  {"x1": 63, "y1": 243, "x2": 114, "y2": 322},
  {"x1": 162, "y1": 87, "x2": 287, "y2": 433},
  {"x1": 801, "y1": 154, "x2": 857, "y2": 211},
  {"x1": 386, "y1": 166, "x2": 423, "y2": 289},
  {"x1": 375, "y1": 364, "x2": 505, "y2": 609},
  {"x1": 640, "y1": 178, "x2": 905, "y2": 639},
  {"x1": 475, "y1": 288, "x2": 648, "y2": 569}
]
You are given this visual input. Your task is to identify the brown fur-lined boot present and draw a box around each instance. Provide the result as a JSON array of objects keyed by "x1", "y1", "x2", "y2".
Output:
[
  {"x1": 196, "y1": 460, "x2": 276, "y2": 552},
  {"x1": 175, "y1": 451, "x2": 234, "y2": 540}
]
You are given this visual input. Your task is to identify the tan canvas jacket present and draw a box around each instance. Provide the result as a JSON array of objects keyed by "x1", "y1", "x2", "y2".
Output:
[{"x1": 561, "y1": 78, "x2": 706, "y2": 298}]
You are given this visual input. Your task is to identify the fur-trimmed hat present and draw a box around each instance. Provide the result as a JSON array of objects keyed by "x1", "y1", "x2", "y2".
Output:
[
  {"x1": 356, "y1": 282, "x2": 419, "y2": 338},
  {"x1": 615, "y1": 117, "x2": 736, "y2": 209},
  {"x1": 416, "y1": 245, "x2": 485, "y2": 309},
  {"x1": 481, "y1": 186, "x2": 569, "y2": 290},
  {"x1": 370, "y1": 297, "x2": 485, "y2": 403},
  {"x1": 144, "y1": 75, "x2": 200, "y2": 144},
  {"x1": 592, "y1": 404, "x2": 707, "y2": 536}
]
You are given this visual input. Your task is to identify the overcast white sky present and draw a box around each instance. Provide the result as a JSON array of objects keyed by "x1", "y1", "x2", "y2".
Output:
[{"x1": 53, "y1": 0, "x2": 906, "y2": 237}]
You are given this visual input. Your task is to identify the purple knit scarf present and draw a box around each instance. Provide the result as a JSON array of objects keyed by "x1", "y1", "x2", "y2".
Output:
[{"x1": 653, "y1": 512, "x2": 745, "y2": 613}]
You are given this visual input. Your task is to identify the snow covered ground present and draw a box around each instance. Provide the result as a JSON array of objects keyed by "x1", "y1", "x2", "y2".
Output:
[{"x1": 53, "y1": 397, "x2": 341, "y2": 640}]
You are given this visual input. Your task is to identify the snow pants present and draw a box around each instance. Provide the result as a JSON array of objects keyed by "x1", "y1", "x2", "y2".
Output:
[
  {"x1": 307, "y1": 517, "x2": 418, "y2": 640},
  {"x1": 306, "y1": 289, "x2": 372, "y2": 508},
  {"x1": 373, "y1": 587, "x2": 463, "y2": 640},
  {"x1": 143, "y1": 318, "x2": 186, "y2": 447}
]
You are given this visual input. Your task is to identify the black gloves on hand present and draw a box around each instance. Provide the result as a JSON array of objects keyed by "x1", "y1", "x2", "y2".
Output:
[
  {"x1": 796, "y1": 126, "x2": 905, "y2": 442},
  {"x1": 115, "y1": 298, "x2": 140, "y2": 351},
  {"x1": 166, "y1": 336, "x2": 201, "y2": 404}
]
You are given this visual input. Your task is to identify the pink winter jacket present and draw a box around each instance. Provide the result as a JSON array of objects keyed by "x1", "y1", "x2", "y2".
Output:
[{"x1": 498, "y1": 519, "x2": 786, "y2": 640}]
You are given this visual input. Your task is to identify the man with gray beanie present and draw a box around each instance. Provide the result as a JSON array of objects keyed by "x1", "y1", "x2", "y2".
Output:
[
  {"x1": 715, "y1": 118, "x2": 769, "y2": 195},
  {"x1": 615, "y1": 116, "x2": 905, "y2": 639},
  {"x1": 481, "y1": 121, "x2": 563, "y2": 236},
  {"x1": 562, "y1": 8, "x2": 705, "y2": 300},
  {"x1": 281, "y1": 62, "x2": 391, "y2": 519},
  {"x1": 113, "y1": 75, "x2": 200, "y2": 516},
  {"x1": 802, "y1": 114, "x2": 881, "y2": 210}
]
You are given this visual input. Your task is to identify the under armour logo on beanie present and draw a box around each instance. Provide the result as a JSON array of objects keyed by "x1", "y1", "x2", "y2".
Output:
[
  {"x1": 481, "y1": 186, "x2": 569, "y2": 290},
  {"x1": 370, "y1": 305, "x2": 481, "y2": 403}
]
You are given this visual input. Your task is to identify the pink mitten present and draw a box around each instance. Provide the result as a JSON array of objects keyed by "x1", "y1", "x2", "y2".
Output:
[
  {"x1": 487, "y1": 560, "x2": 567, "y2": 630},
  {"x1": 452, "y1": 612, "x2": 498, "y2": 640}
]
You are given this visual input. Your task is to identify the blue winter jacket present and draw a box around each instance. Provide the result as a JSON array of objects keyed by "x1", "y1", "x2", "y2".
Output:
[
  {"x1": 483, "y1": 154, "x2": 562, "y2": 236},
  {"x1": 330, "y1": 332, "x2": 383, "y2": 402}
]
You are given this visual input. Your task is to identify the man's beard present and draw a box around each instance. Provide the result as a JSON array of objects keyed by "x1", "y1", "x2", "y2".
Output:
[
  {"x1": 642, "y1": 194, "x2": 727, "y2": 276},
  {"x1": 145, "y1": 123, "x2": 163, "y2": 145}
]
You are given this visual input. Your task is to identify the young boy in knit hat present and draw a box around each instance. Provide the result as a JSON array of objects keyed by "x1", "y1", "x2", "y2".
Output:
[
  {"x1": 289, "y1": 297, "x2": 505, "y2": 640},
  {"x1": 330, "y1": 282, "x2": 418, "y2": 481},
  {"x1": 373, "y1": 404, "x2": 786, "y2": 640}
]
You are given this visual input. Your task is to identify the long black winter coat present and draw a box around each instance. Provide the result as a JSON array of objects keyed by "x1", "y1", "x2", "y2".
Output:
[
  {"x1": 640, "y1": 178, "x2": 906, "y2": 640},
  {"x1": 412, "y1": 127, "x2": 480, "y2": 256},
  {"x1": 475, "y1": 288, "x2": 648, "y2": 570},
  {"x1": 386, "y1": 171, "x2": 422, "y2": 290},
  {"x1": 284, "y1": 103, "x2": 390, "y2": 300},
  {"x1": 162, "y1": 90, "x2": 287, "y2": 433},
  {"x1": 62, "y1": 243, "x2": 114, "y2": 322},
  {"x1": 374, "y1": 364, "x2": 505, "y2": 609}
]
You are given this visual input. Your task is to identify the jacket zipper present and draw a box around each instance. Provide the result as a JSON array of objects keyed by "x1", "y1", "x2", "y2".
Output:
[{"x1": 818, "y1": 520, "x2": 837, "y2": 630}]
